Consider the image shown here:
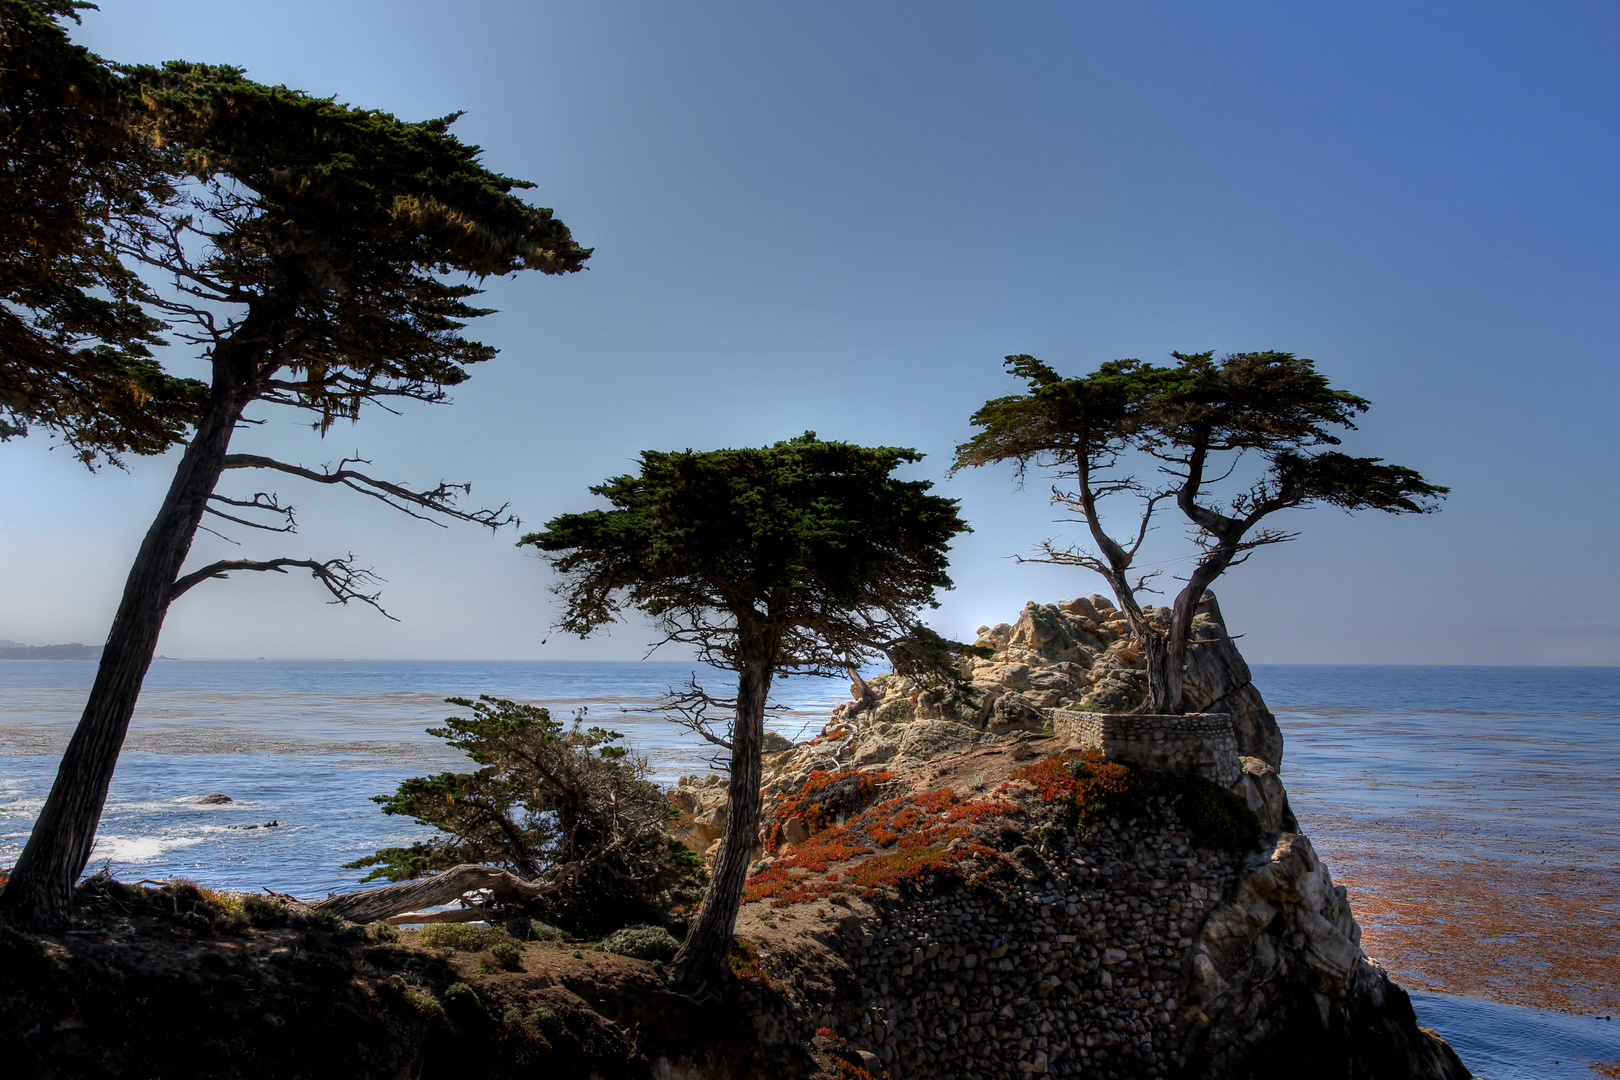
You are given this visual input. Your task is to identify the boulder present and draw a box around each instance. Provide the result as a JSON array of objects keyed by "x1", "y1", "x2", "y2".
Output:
[
  {"x1": 1236, "y1": 756, "x2": 1298, "y2": 833},
  {"x1": 1182, "y1": 594, "x2": 1284, "y2": 767},
  {"x1": 898, "y1": 719, "x2": 980, "y2": 761},
  {"x1": 1180, "y1": 833, "x2": 1469, "y2": 1079}
]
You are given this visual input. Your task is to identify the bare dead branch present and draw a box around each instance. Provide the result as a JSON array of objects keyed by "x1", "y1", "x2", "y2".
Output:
[
  {"x1": 205, "y1": 491, "x2": 297, "y2": 533},
  {"x1": 223, "y1": 454, "x2": 516, "y2": 531},
  {"x1": 634, "y1": 673, "x2": 736, "y2": 751},
  {"x1": 169, "y1": 555, "x2": 397, "y2": 619}
]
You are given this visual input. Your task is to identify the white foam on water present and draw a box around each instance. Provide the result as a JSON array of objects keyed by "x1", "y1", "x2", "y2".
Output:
[{"x1": 89, "y1": 833, "x2": 207, "y2": 863}]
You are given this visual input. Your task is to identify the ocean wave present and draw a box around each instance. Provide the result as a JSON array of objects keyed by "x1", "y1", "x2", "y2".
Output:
[{"x1": 89, "y1": 833, "x2": 208, "y2": 863}]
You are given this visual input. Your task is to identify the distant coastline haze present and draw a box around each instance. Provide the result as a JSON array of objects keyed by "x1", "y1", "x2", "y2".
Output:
[{"x1": 3, "y1": 1, "x2": 1617, "y2": 665}]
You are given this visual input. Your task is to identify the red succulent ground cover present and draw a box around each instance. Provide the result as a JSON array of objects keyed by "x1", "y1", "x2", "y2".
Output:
[
  {"x1": 746, "y1": 785, "x2": 1015, "y2": 907},
  {"x1": 765, "y1": 768, "x2": 895, "y2": 852},
  {"x1": 729, "y1": 937, "x2": 775, "y2": 991},
  {"x1": 1010, "y1": 749, "x2": 1142, "y2": 822}
]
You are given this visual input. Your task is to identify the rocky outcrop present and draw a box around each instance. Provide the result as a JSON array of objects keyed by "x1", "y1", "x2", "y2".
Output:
[
  {"x1": 828, "y1": 593, "x2": 1282, "y2": 768},
  {"x1": 1181, "y1": 833, "x2": 1467, "y2": 1079},
  {"x1": 713, "y1": 732, "x2": 1468, "y2": 1080},
  {"x1": 656, "y1": 594, "x2": 1467, "y2": 1079}
]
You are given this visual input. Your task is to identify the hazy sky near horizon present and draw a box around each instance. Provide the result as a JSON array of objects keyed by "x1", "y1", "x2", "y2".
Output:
[{"x1": 3, "y1": 0, "x2": 1618, "y2": 665}]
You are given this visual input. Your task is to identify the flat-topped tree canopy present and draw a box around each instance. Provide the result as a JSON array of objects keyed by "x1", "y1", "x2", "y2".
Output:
[
  {"x1": 523, "y1": 432, "x2": 972, "y2": 995},
  {"x1": 0, "y1": 0, "x2": 205, "y2": 465},
  {"x1": 527, "y1": 433, "x2": 969, "y2": 675},
  {"x1": 957, "y1": 351, "x2": 1446, "y2": 715}
]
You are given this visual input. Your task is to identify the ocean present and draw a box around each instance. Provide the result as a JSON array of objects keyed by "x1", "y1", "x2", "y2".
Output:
[{"x1": 2, "y1": 659, "x2": 1617, "y2": 1079}]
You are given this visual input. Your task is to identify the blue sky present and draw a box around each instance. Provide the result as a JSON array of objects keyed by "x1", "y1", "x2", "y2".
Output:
[{"x1": 3, "y1": 0, "x2": 1617, "y2": 663}]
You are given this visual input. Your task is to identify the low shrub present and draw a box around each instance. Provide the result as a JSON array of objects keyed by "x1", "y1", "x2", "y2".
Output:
[
  {"x1": 386, "y1": 976, "x2": 444, "y2": 1018},
  {"x1": 303, "y1": 908, "x2": 345, "y2": 934},
  {"x1": 215, "y1": 910, "x2": 250, "y2": 935},
  {"x1": 489, "y1": 941, "x2": 524, "y2": 970},
  {"x1": 505, "y1": 915, "x2": 570, "y2": 942},
  {"x1": 443, "y1": 981, "x2": 481, "y2": 1010},
  {"x1": 241, "y1": 894, "x2": 289, "y2": 927},
  {"x1": 368, "y1": 920, "x2": 400, "y2": 942},
  {"x1": 532, "y1": 1005, "x2": 562, "y2": 1036},
  {"x1": 599, "y1": 924, "x2": 680, "y2": 963},
  {"x1": 417, "y1": 922, "x2": 509, "y2": 951}
]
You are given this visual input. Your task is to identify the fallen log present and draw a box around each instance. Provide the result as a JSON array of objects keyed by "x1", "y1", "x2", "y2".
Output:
[
  {"x1": 310, "y1": 864, "x2": 556, "y2": 924},
  {"x1": 385, "y1": 907, "x2": 492, "y2": 926}
]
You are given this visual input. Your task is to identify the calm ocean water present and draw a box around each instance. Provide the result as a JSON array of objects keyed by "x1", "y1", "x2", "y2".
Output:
[{"x1": 2, "y1": 660, "x2": 1617, "y2": 1078}]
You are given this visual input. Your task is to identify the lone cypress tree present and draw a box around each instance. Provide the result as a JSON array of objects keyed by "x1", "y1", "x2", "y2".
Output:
[
  {"x1": 0, "y1": 61, "x2": 588, "y2": 930},
  {"x1": 956, "y1": 352, "x2": 1447, "y2": 714},
  {"x1": 523, "y1": 433, "x2": 969, "y2": 994}
]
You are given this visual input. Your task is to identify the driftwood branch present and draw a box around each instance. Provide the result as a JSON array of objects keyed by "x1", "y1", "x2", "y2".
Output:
[
  {"x1": 223, "y1": 453, "x2": 515, "y2": 530},
  {"x1": 847, "y1": 666, "x2": 876, "y2": 716},
  {"x1": 310, "y1": 864, "x2": 557, "y2": 924},
  {"x1": 169, "y1": 555, "x2": 396, "y2": 619}
]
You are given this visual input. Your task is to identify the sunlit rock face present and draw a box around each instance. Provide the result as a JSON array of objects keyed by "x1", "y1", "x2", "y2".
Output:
[{"x1": 817, "y1": 592, "x2": 1282, "y2": 768}]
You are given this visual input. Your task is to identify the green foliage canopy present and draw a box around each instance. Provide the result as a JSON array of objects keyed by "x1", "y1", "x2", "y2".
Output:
[
  {"x1": 118, "y1": 59, "x2": 590, "y2": 428},
  {"x1": 0, "y1": 0, "x2": 205, "y2": 465},
  {"x1": 524, "y1": 432, "x2": 970, "y2": 675}
]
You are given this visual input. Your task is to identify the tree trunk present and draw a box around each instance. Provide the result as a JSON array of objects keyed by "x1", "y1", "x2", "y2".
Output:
[
  {"x1": 1105, "y1": 577, "x2": 1181, "y2": 715},
  {"x1": 672, "y1": 642, "x2": 773, "y2": 996},
  {"x1": 0, "y1": 377, "x2": 251, "y2": 931},
  {"x1": 1139, "y1": 631, "x2": 1179, "y2": 714},
  {"x1": 1163, "y1": 561, "x2": 1230, "y2": 717},
  {"x1": 312, "y1": 864, "x2": 557, "y2": 924}
]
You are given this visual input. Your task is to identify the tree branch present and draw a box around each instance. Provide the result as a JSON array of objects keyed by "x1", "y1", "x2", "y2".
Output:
[
  {"x1": 169, "y1": 555, "x2": 397, "y2": 619},
  {"x1": 205, "y1": 491, "x2": 297, "y2": 532},
  {"x1": 222, "y1": 453, "x2": 515, "y2": 530},
  {"x1": 637, "y1": 673, "x2": 736, "y2": 751}
]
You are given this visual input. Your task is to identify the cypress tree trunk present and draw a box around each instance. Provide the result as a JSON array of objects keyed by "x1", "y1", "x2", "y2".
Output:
[
  {"x1": 672, "y1": 639, "x2": 774, "y2": 996},
  {"x1": 0, "y1": 371, "x2": 252, "y2": 931},
  {"x1": 1140, "y1": 632, "x2": 1179, "y2": 714}
]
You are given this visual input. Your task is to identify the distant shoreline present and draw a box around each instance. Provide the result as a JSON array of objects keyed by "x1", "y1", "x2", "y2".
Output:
[{"x1": 0, "y1": 643, "x2": 102, "y2": 660}]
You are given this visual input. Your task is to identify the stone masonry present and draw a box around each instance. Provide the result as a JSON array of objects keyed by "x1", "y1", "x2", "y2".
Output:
[
  {"x1": 817, "y1": 806, "x2": 1242, "y2": 1079},
  {"x1": 1051, "y1": 711, "x2": 1242, "y2": 789}
]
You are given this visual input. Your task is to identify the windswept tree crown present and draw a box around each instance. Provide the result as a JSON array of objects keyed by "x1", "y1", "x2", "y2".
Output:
[
  {"x1": 523, "y1": 433, "x2": 970, "y2": 672},
  {"x1": 956, "y1": 351, "x2": 1446, "y2": 518},
  {"x1": 119, "y1": 60, "x2": 590, "y2": 427}
]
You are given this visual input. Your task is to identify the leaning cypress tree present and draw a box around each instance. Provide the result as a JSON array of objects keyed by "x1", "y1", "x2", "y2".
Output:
[
  {"x1": 0, "y1": 62, "x2": 588, "y2": 930},
  {"x1": 523, "y1": 433, "x2": 969, "y2": 995},
  {"x1": 957, "y1": 352, "x2": 1446, "y2": 714}
]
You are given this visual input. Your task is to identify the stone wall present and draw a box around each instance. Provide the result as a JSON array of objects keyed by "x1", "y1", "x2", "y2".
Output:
[
  {"x1": 805, "y1": 807, "x2": 1467, "y2": 1080},
  {"x1": 1051, "y1": 711, "x2": 1242, "y2": 788},
  {"x1": 819, "y1": 809, "x2": 1243, "y2": 1079}
]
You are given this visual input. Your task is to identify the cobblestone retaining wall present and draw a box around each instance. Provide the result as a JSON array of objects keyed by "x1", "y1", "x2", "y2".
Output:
[
  {"x1": 1050, "y1": 712, "x2": 1241, "y2": 788},
  {"x1": 816, "y1": 808, "x2": 1242, "y2": 1079}
]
